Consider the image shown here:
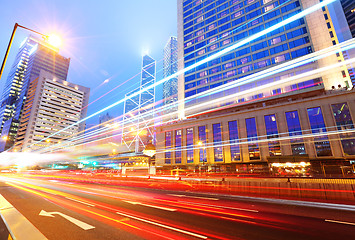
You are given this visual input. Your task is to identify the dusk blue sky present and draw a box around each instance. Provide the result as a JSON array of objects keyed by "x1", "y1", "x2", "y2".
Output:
[{"x1": 0, "y1": 0, "x2": 177, "y2": 127}]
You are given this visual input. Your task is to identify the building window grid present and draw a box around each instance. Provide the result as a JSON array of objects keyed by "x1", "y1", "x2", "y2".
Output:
[{"x1": 183, "y1": 0, "x2": 311, "y2": 96}]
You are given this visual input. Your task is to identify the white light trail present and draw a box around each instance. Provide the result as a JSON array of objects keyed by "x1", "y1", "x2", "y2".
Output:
[{"x1": 30, "y1": 0, "x2": 336, "y2": 149}]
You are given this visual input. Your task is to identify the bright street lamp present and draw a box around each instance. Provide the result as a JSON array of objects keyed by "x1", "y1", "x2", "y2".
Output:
[
  {"x1": 46, "y1": 34, "x2": 62, "y2": 48},
  {"x1": 0, "y1": 23, "x2": 62, "y2": 82}
]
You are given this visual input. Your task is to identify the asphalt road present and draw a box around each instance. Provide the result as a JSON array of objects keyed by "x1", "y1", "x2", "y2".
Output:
[{"x1": 0, "y1": 173, "x2": 355, "y2": 240}]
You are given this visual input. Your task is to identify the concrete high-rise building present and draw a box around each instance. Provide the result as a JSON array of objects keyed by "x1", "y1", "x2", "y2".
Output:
[
  {"x1": 0, "y1": 35, "x2": 70, "y2": 151},
  {"x1": 177, "y1": 0, "x2": 354, "y2": 118},
  {"x1": 13, "y1": 70, "x2": 90, "y2": 152},
  {"x1": 163, "y1": 36, "x2": 178, "y2": 119},
  {"x1": 122, "y1": 54, "x2": 156, "y2": 152}
]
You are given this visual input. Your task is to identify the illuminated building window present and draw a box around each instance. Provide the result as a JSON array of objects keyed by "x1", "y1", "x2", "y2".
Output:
[
  {"x1": 196, "y1": 29, "x2": 204, "y2": 36},
  {"x1": 264, "y1": 114, "x2": 281, "y2": 156},
  {"x1": 228, "y1": 120, "x2": 240, "y2": 161},
  {"x1": 223, "y1": 61, "x2": 236, "y2": 70},
  {"x1": 246, "y1": 118, "x2": 260, "y2": 160},
  {"x1": 222, "y1": 38, "x2": 231, "y2": 46},
  {"x1": 237, "y1": 56, "x2": 252, "y2": 65},
  {"x1": 165, "y1": 131, "x2": 172, "y2": 164},
  {"x1": 186, "y1": 128, "x2": 194, "y2": 163},
  {"x1": 221, "y1": 32, "x2": 230, "y2": 38},
  {"x1": 197, "y1": 49, "x2": 205, "y2": 56},
  {"x1": 212, "y1": 123, "x2": 223, "y2": 162},
  {"x1": 199, "y1": 71, "x2": 208, "y2": 77},
  {"x1": 223, "y1": 70, "x2": 237, "y2": 78},
  {"x1": 208, "y1": 37, "x2": 217, "y2": 44},
  {"x1": 175, "y1": 130, "x2": 182, "y2": 164},
  {"x1": 196, "y1": 16, "x2": 204, "y2": 23},
  {"x1": 208, "y1": 23, "x2": 216, "y2": 30},
  {"x1": 198, "y1": 126, "x2": 207, "y2": 163},
  {"x1": 331, "y1": 103, "x2": 355, "y2": 155},
  {"x1": 254, "y1": 59, "x2": 271, "y2": 69},
  {"x1": 265, "y1": 3, "x2": 276, "y2": 12},
  {"x1": 285, "y1": 111, "x2": 306, "y2": 156},
  {"x1": 197, "y1": 78, "x2": 208, "y2": 86},
  {"x1": 209, "y1": 43, "x2": 218, "y2": 51},
  {"x1": 238, "y1": 64, "x2": 253, "y2": 74},
  {"x1": 231, "y1": 10, "x2": 243, "y2": 19},
  {"x1": 307, "y1": 107, "x2": 332, "y2": 156}
]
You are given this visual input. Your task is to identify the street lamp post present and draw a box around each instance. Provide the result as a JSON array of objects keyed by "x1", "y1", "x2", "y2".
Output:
[{"x1": 0, "y1": 23, "x2": 61, "y2": 82}]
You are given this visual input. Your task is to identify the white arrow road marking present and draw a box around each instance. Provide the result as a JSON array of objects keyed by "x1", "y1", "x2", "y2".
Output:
[
  {"x1": 39, "y1": 210, "x2": 95, "y2": 230},
  {"x1": 168, "y1": 194, "x2": 219, "y2": 201},
  {"x1": 123, "y1": 200, "x2": 177, "y2": 211},
  {"x1": 116, "y1": 211, "x2": 207, "y2": 239}
]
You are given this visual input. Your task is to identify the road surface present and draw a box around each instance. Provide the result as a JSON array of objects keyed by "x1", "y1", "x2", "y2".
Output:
[{"x1": 0, "y1": 173, "x2": 355, "y2": 240}]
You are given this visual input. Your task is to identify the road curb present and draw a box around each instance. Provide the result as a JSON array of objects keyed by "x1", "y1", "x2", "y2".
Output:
[{"x1": 0, "y1": 194, "x2": 47, "y2": 240}]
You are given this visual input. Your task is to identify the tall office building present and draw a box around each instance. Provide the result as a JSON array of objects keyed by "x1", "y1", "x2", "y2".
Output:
[
  {"x1": 177, "y1": 0, "x2": 354, "y2": 118},
  {"x1": 14, "y1": 70, "x2": 90, "y2": 152},
  {"x1": 154, "y1": 0, "x2": 355, "y2": 173},
  {"x1": 163, "y1": 37, "x2": 178, "y2": 119},
  {"x1": 339, "y1": 0, "x2": 355, "y2": 38},
  {"x1": 0, "y1": 35, "x2": 70, "y2": 151},
  {"x1": 122, "y1": 54, "x2": 156, "y2": 152}
]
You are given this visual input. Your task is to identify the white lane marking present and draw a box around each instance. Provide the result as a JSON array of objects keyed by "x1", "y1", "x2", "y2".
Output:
[
  {"x1": 0, "y1": 194, "x2": 47, "y2": 240},
  {"x1": 49, "y1": 180, "x2": 60, "y2": 183},
  {"x1": 168, "y1": 194, "x2": 219, "y2": 201},
  {"x1": 65, "y1": 197, "x2": 95, "y2": 207},
  {"x1": 116, "y1": 211, "x2": 207, "y2": 239},
  {"x1": 123, "y1": 200, "x2": 177, "y2": 212},
  {"x1": 325, "y1": 219, "x2": 355, "y2": 226},
  {"x1": 177, "y1": 200, "x2": 259, "y2": 213},
  {"x1": 39, "y1": 210, "x2": 95, "y2": 230}
]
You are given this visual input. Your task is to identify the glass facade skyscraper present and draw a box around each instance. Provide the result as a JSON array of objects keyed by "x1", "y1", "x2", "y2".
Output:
[
  {"x1": 340, "y1": 0, "x2": 355, "y2": 38},
  {"x1": 177, "y1": 0, "x2": 353, "y2": 117},
  {"x1": 163, "y1": 36, "x2": 178, "y2": 119},
  {"x1": 0, "y1": 35, "x2": 70, "y2": 151}
]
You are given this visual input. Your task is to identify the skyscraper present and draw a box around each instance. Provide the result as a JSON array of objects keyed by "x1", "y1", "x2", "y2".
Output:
[
  {"x1": 339, "y1": 0, "x2": 355, "y2": 38},
  {"x1": 154, "y1": 0, "x2": 355, "y2": 172},
  {"x1": 163, "y1": 36, "x2": 178, "y2": 119},
  {"x1": 13, "y1": 70, "x2": 90, "y2": 152},
  {"x1": 177, "y1": 0, "x2": 354, "y2": 117},
  {"x1": 0, "y1": 35, "x2": 70, "y2": 151},
  {"x1": 122, "y1": 54, "x2": 156, "y2": 152}
]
